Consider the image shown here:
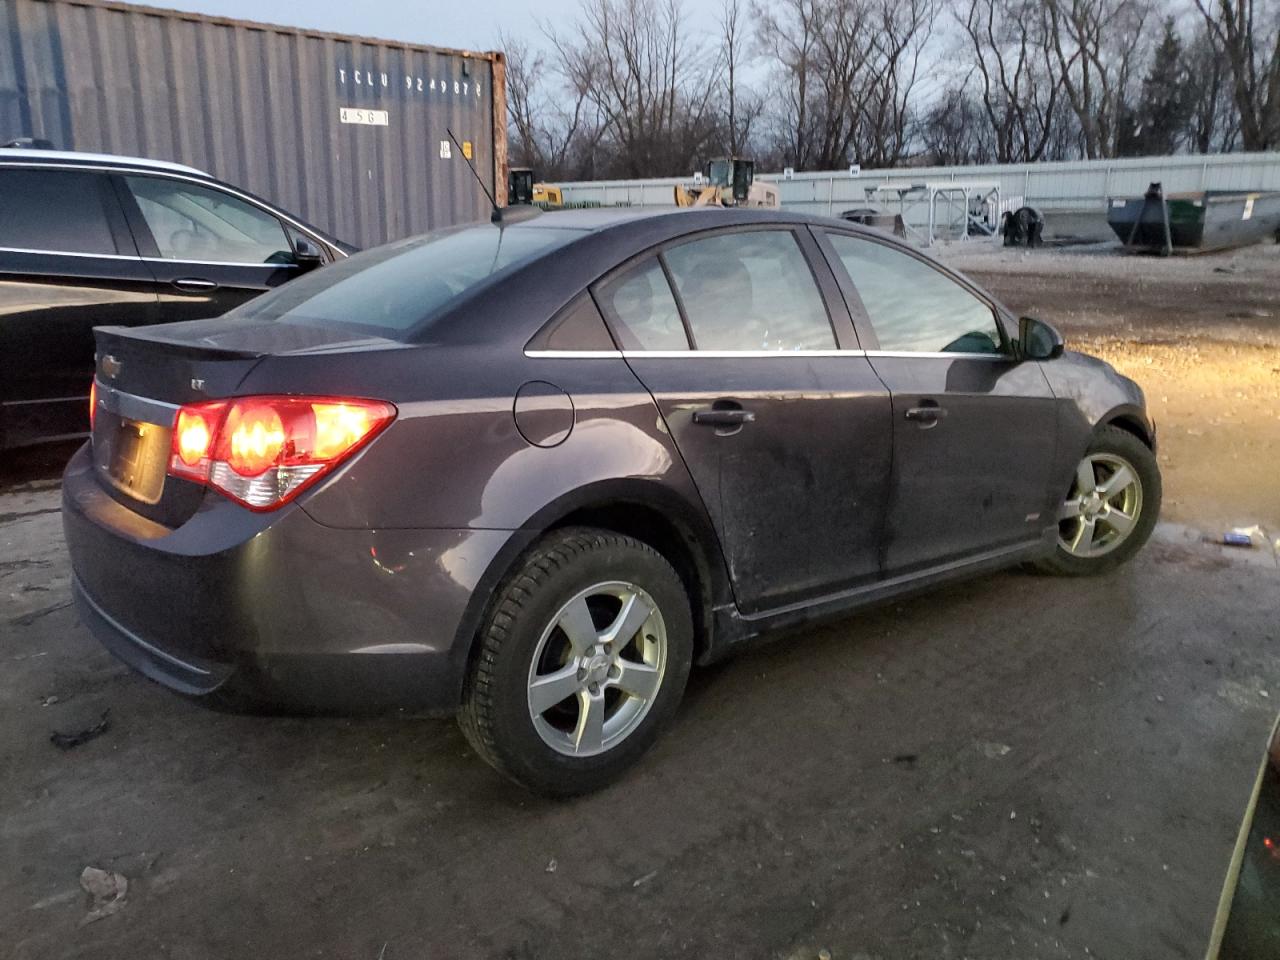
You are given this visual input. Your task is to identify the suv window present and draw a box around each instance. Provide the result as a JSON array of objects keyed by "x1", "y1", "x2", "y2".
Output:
[
  {"x1": 827, "y1": 234, "x2": 1003, "y2": 354},
  {"x1": 0, "y1": 169, "x2": 119, "y2": 255},
  {"x1": 125, "y1": 176, "x2": 293, "y2": 264},
  {"x1": 663, "y1": 230, "x2": 835, "y2": 351},
  {"x1": 596, "y1": 258, "x2": 689, "y2": 351}
]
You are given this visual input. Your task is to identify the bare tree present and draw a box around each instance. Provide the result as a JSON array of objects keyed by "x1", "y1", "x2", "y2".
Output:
[
  {"x1": 957, "y1": 0, "x2": 1064, "y2": 161},
  {"x1": 852, "y1": 0, "x2": 936, "y2": 167},
  {"x1": 1194, "y1": 0, "x2": 1280, "y2": 150},
  {"x1": 501, "y1": 32, "x2": 602, "y2": 180},
  {"x1": 718, "y1": 0, "x2": 763, "y2": 155},
  {"x1": 1184, "y1": 24, "x2": 1241, "y2": 152},
  {"x1": 754, "y1": 0, "x2": 934, "y2": 170},
  {"x1": 753, "y1": 0, "x2": 824, "y2": 168},
  {"x1": 549, "y1": 0, "x2": 723, "y2": 177},
  {"x1": 920, "y1": 87, "x2": 994, "y2": 163},
  {"x1": 1044, "y1": 0, "x2": 1152, "y2": 158}
]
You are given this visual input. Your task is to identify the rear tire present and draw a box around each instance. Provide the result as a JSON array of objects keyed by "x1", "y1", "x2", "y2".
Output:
[
  {"x1": 1036, "y1": 424, "x2": 1161, "y2": 576},
  {"x1": 458, "y1": 527, "x2": 693, "y2": 797}
]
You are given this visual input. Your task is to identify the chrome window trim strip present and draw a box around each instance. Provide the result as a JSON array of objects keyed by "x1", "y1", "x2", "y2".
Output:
[
  {"x1": 0, "y1": 245, "x2": 300, "y2": 269},
  {"x1": 864, "y1": 350, "x2": 1011, "y2": 360},
  {"x1": 524, "y1": 349, "x2": 625, "y2": 359},
  {"x1": 95, "y1": 379, "x2": 181, "y2": 424},
  {"x1": 623, "y1": 349, "x2": 856, "y2": 358},
  {"x1": 524, "y1": 348, "x2": 1013, "y2": 360}
]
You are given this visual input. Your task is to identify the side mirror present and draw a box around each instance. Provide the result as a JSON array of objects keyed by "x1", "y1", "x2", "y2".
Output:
[
  {"x1": 1018, "y1": 316, "x2": 1064, "y2": 361},
  {"x1": 293, "y1": 236, "x2": 324, "y2": 269}
]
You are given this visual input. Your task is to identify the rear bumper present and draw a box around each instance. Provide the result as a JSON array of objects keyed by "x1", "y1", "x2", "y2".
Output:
[{"x1": 62, "y1": 443, "x2": 527, "y2": 714}]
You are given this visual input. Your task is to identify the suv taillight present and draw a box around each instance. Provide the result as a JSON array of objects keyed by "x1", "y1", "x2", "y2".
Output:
[{"x1": 168, "y1": 395, "x2": 396, "y2": 510}]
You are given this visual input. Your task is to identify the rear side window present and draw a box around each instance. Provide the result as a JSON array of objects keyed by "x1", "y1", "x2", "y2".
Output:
[
  {"x1": 663, "y1": 230, "x2": 835, "y2": 351},
  {"x1": 229, "y1": 224, "x2": 584, "y2": 336},
  {"x1": 827, "y1": 234, "x2": 1003, "y2": 354},
  {"x1": 0, "y1": 169, "x2": 119, "y2": 255},
  {"x1": 125, "y1": 176, "x2": 292, "y2": 264},
  {"x1": 596, "y1": 259, "x2": 688, "y2": 351},
  {"x1": 527, "y1": 294, "x2": 617, "y2": 352}
]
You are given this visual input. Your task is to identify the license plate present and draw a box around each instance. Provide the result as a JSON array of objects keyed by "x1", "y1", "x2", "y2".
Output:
[{"x1": 98, "y1": 415, "x2": 169, "y2": 504}]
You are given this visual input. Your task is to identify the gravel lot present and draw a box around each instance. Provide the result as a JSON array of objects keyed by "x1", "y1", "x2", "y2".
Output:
[{"x1": 3, "y1": 241, "x2": 1279, "y2": 959}]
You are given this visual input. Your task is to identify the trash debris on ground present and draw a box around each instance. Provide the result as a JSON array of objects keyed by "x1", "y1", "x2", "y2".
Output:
[
  {"x1": 1209, "y1": 525, "x2": 1270, "y2": 548},
  {"x1": 79, "y1": 866, "x2": 127, "y2": 924},
  {"x1": 39, "y1": 694, "x2": 59, "y2": 706},
  {"x1": 891, "y1": 753, "x2": 918, "y2": 768},
  {"x1": 51, "y1": 709, "x2": 111, "y2": 750},
  {"x1": 978, "y1": 741, "x2": 1012, "y2": 759},
  {"x1": 632, "y1": 870, "x2": 658, "y2": 888},
  {"x1": 544, "y1": 859, "x2": 557, "y2": 874}
]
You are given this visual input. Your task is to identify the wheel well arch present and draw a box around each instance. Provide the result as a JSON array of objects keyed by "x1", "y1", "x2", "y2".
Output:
[
  {"x1": 449, "y1": 481, "x2": 728, "y2": 704},
  {"x1": 545, "y1": 500, "x2": 717, "y2": 662},
  {"x1": 1098, "y1": 408, "x2": 1154, "y2": 448}
]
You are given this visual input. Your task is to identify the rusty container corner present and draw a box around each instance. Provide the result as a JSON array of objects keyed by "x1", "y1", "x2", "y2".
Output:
[{"x1": 0, "y1": 0, "x2": 509, "y2": 248}]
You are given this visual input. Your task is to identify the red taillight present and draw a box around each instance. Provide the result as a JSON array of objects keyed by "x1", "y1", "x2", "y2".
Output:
[
  {"x1": 89, "y1": 380, "x2": 97, "y2": 431},
  {"x1": 167, "y1": 396, "x2": 395, "y2": 510}
]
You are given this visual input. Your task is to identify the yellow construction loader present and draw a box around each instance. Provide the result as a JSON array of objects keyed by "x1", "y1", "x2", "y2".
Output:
[{"x1": 674, "y1": 157, "x2": 779, "y2": 209}]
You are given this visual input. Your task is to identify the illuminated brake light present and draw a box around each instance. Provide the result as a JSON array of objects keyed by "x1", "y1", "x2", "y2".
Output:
[
  {"x1": 89, "y1": 381, "x2": 97, "y2": 431},
  {"x1": 167, "y1": 396, "x2": 395, "y2": 510},
  {"x1": 170, "y1": 401, "x2": 226, "y2": 481}
]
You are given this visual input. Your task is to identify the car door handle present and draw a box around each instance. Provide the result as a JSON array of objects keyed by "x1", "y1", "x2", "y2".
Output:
[
  {"x1": 172, "y1": 277, "x2": 218, "y2": 291},
  {"x1": 692, "y1": 409, "x2": 756, "y2": 427},
  {"x1": 904, "y1": 406, "x2": 947, "y2": 423}
]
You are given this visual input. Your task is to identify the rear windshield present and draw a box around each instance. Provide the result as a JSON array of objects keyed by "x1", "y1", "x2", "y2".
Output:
[{"x1": 228, "y1": 223, "x2": 584, "y2": 337}]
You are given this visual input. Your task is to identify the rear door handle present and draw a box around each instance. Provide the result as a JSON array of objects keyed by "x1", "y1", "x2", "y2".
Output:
[
  {"x1": 904, "y1": 406, "x2": 947, "y2": 423},
  {"x1": 692, "y1": 409, "x2": 756, "y2": 427},
  {"x1": 172, "y1": 277, "x2": 218, "y2": 291}
]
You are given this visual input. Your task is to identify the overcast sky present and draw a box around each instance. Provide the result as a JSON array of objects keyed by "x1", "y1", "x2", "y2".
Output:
[{"x1": 142, "y1": 0, "x2": 716, "y2": 51}]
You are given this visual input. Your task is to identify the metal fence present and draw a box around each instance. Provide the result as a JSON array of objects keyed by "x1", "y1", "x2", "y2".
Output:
[
  {"x1": 557, "y1": 153, "x2": 1280, "y2": 219},
  {"x1": 1, "y1": 0, "x2": 507, "y2": 249}
]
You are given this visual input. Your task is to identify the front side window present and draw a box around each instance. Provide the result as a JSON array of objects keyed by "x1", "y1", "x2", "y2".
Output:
[
  {"x1": 827, "y1": 233, "x2": 1003, "y2": 354},
  {"x1": 595, "y1": 258, "x2": 689, "y2": 351},
  {"x1": 125, "y1": 176, "x2": 292, "y2": 264},
  {"x1": 0, "y1": 169, "x2": 118, "y2": 255},
  {"x1": 663, "y1": 230, "x2": 835, "y2": 351}
]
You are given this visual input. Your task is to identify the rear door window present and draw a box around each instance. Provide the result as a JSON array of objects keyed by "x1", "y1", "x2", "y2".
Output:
[
  {"x1": 124, "y1": 176, "x2": 293, "y2": 264},
  {"x1": 0, "y1": 168, "x2": 120, "y2": 255},
  {"x1": 662, "y1": 230, "x2": 835, "y2": 351},
  {"x1": 595, "y1": 259, "x2": 689, "y2": 351}
]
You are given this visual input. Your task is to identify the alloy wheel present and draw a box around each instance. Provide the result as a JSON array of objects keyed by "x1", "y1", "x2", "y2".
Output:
[
  {"x1": 1057, "y1": 452, "x2": 1144, "y2": 558},
  {"x1": 526, "y1": 581, "x2": 668, "y2": 757}
]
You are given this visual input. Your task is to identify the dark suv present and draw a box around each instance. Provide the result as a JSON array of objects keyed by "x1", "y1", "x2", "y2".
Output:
[
  {"x1": 63, "y1": 207, "x2": 1160, "y2": 795},
  {"x1": 0, "y1": 148, "x2": 351, "y2": 449}
]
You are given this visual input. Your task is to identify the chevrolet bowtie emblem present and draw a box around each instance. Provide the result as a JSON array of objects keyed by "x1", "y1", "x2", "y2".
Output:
[{"x1": 101, "y1": 355, "x2": 122, "y2": 379}]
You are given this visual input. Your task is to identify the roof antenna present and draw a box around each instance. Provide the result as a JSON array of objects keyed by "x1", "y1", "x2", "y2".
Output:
[{"x1": 446, "y1": 127, "x2": 540, "y2": 226}]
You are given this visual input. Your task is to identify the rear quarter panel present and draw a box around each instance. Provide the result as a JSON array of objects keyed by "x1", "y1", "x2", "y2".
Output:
[{"x1": 253, "y1": 345, "x2": 710, "y2": 536}]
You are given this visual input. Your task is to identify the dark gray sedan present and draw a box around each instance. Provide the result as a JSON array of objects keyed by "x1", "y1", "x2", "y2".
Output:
[{"x1": 63, "y1": 207, "x2": 1161, "y2": 795}]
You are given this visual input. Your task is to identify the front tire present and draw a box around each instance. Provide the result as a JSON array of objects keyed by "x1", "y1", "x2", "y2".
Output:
[
  {"x1": 458, "y1": 527, "x2": 694, "y2": 796},
  {"x1": 1036, "y1": 424, "x2": 1161, "y2": 576}
]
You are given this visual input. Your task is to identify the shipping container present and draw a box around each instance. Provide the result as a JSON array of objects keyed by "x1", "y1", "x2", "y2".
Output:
[{"x1": 0, "y1": 0, "x2": 508, "y2": 249}]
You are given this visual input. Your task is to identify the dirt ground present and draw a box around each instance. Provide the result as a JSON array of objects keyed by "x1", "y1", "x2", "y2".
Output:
[{"x1": 4, "y1": 242, "x2": 1280, "y2": 960}]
